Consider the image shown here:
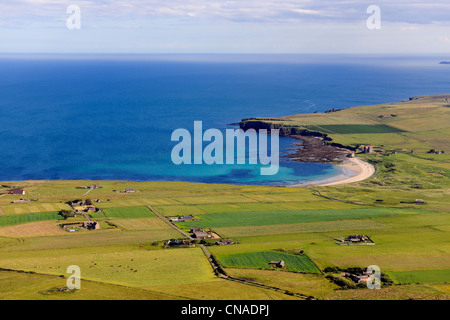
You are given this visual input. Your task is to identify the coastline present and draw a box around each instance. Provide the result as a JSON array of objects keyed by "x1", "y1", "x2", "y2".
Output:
[
  {"x1": 281, "y1": 134, "x2": 375, "y2": 187},
  {"x1": 288, "y1": 156, "x2": 375, "y2": 187},
  {"x1": 239, "y1": 119, "x2": 377, "y2": 187}
]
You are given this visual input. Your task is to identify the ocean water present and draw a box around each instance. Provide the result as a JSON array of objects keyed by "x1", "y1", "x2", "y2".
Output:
[{"x1": 0, "y1": 54, "x2": 449, "y2": 185}]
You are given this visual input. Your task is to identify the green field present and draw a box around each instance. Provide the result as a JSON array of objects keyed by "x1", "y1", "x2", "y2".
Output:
[
  {"x1": 306, "y1": 124, "x2": 405, "y2": 134},
  {"x1": 218, "y1": 251, "x2": 320, "y2": 273},
  {"x1": 389, "y1": 269, "x2": 450, "y2": 284},
  {"x1": 103, "y1": 206, "x2": 155, "y2": 219},
  {"x1": 176, "y1": 208, "x2": 417, "y2": 229},
  {"x1": 2, "y1": 203, "x2": 72, "y2": 215},
  {"x1": 0, "y1": 245, "x2": 216, "y2": 287},
  {"x1": 0, "y1": 212, "x2": 61, "y2": 227}
]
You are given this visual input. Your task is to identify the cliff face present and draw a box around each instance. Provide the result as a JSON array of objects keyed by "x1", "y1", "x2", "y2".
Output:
[
  {"x1": 239, "y1": 120, "x2": 328, "y2": 138},
  {"x1": 239, "y1": 119, "x2": 354, "y2": 163}
]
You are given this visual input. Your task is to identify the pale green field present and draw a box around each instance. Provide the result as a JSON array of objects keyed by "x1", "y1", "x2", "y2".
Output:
[
  {"x1": 0, "y1": 245, "x2": 216, "y2": 287},
  {"x1": 111, "y1": 217, "x2": 173, "y2": 231},
  {"x1": 213, "y1": 219, "x2": 387, "y2": 238},
  {"x1": 2, "y1": 203, "x2": 72, "y2": 215},
  {"x1": 226, "y1": 268, "x2": 339, "y2": 299}
]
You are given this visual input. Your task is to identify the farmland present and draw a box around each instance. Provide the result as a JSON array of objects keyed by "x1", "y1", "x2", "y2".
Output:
[
  {"x1": 0, "y1": 211, "x2": 61, "y2": 227},
  {"x1": 305, "y1": 124, "x2": 405, "y2": 134},
  {"x1": 103, "y1": 206, "x2": 155, "y2": 219},
  {"x1": 217, "y1": 251, "x2": 320, "y2": 273},
  {"x1": 175, "y1": 208, "x2": 418, "y2": 229},
  {"x1": 0, "y1": 96, "x2": 448, "y2": 300}
]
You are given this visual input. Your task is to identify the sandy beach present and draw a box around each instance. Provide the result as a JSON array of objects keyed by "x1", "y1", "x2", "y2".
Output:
[{"x1": 289, "y1": 157, "x2": 375, "y2": 187}]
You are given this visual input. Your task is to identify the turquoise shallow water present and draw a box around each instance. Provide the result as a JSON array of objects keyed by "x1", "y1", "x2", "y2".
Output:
[{"x1": 0, "y1": 54, "x2": 449, "y2": 185}]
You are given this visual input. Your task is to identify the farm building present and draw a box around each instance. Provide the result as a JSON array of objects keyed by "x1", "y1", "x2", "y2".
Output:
[
  {"x1": 164, "y1": 239, "x2": 193, "y2": 247},
  {"x1": 124, "y1": 188, "x2": 135, "y2": 193},
  {"x1": 363, "y1": 145, "x2": 374, "y2": 153},
  {"x1": 89, "y1": 184, "x2": 102, "y2": 189},
  {"x1": 345, "y1": 272, "x2": 371, "y2": 284},
  {"x1": 169, "y1": 215, "x2": 198, "y2": 222},
  {"x1": 192, "y1": 230, "x2": 209, "y2": 239},
  {"x1": 82, "y1": 221, "x2": 100, "y2": 230},
  {"x1": 268, "y1": 260, "x2": 285, "y2": 268},
  {"x1": 8, "y1": 189, "x2": 25, "y2": 195},
  {"x1": 341, "y1": 234, "x2": 374, "y2": 244},
  {"x1": 190, "y1": 228, "x2": 219, "y2": 240},
  {"x1": 69, "y1": 200, "x2": 86, "y2": 207},
  {"x1": 215, "y1": 239, "x2": 235, "y2": 245},
  {"x1": 84, "y1": 206, "x2": 98, "y2": 213},
  {"x1": 61, "y1": 221, "x2": 100, "y2": 231},
  {"x1": 346, "y1": 234, "x2": 367, "y2": 242}
]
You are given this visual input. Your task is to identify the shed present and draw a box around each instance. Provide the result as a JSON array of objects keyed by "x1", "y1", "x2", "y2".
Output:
[
  {"x1": 269, "y1": 260, "x2": 285, "y2": 268},
  {"x1": 9, "y1": 189, "x2": 25, "y2": 195}
]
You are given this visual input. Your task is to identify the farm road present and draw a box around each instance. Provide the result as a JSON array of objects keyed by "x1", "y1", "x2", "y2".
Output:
[{"x1": 147, "y1": 205, "x2": 192, "y2": 239}]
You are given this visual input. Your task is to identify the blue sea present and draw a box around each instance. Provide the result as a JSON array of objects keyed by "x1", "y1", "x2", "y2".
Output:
[{"x1": 0, "y1": 54, "x2": 449, "y2": 185}]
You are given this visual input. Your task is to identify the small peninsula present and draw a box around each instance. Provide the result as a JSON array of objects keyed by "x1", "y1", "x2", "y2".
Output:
[{"x1": 240, "y1": 94, "x2": 450, "y2": 187}]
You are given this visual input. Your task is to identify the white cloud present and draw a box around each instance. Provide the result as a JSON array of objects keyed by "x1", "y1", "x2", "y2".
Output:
[
  {"x1": 1, "y1": 0, "x2": 450, "y2": 24},
  {"x1": 1, "y1": 1, "x2": 450, "y2": 53}
]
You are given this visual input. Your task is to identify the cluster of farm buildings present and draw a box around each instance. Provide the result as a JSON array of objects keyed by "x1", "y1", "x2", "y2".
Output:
[{"x1": 336, "y1": 234, "x2": 375, "y2": 245}]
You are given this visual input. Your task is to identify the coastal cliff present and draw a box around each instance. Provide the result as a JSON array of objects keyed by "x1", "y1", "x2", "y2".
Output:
[
  {"x1": 239, "y1": 119, "x2": 328, "y2": 138},
  {"x1": 239, "y1": 118, "x2": 351, "y2": 163}
]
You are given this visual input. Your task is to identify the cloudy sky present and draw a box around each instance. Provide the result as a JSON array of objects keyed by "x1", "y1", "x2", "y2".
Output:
[{"x1": 1, "y1": 0, "x2": 450, "y2": 53}]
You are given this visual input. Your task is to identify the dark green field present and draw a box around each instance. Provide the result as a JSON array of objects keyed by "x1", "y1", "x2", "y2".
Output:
[
  {"x1": 103, "y1": 206, "x2": 155, "y2": 219},
  {"x1": 0, "y1": 211, "x2": 61, "y2": 227},
  {"x1": 218, "y1": 251, "x2": 320, "y2": 273}
]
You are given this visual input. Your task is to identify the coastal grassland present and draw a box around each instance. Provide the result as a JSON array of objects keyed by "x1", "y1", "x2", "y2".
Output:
[
  {"x1": 305, "y1": 124, "x2": 405, "y2": 134},
  {"x1": 153, "y1": 200, "x2": 363, "y2": 217},
  {"x1": 169, "y1": 194, "x2": 259, "y2": 204},
  {"x1": 0, "y1": 245, "x2": 216, "y2": 287},
  {"x1": 317, "y1": 157, "x2": 450, "y2": 211},
  {"x1": 217, "y1": 251, "x2": 320, "y2": 273},
  {"x1": 0, "y1": 180, "x2": 275, "y2": 205},
  {"x1": 242, "y1": 94, "x2": 450, "y2": 159}
]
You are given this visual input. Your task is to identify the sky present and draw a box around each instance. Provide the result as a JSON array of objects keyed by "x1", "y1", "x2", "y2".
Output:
[{"x1": 1, "y1": 0, "x2": 450, "y2": 54}]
